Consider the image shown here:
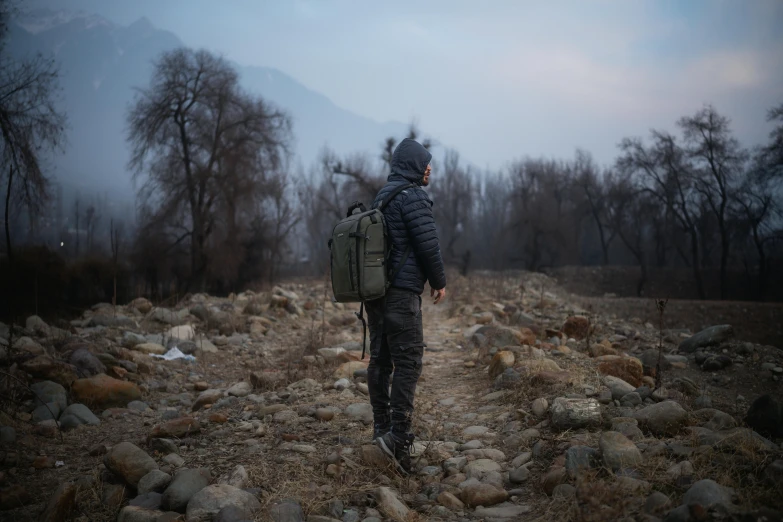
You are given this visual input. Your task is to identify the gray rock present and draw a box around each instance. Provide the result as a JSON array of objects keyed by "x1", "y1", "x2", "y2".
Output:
[
  {"x1": 620, "y1": 392, "x2": 642, "y2": 406},
  {"x1": 62, "y1": 403, "x2": 100, "y2": 425},
  {"x1": 473, "y1": 503, "x2": 531, "y2": 518},
  {"x1": 32, "y1": 402, "x2": 61, "y2": 422},
  {"x1": 0, "y1": 426, "x2": 16, "y2": 443},
  {"x1": 185, "y1": 484, "x2": 261, "y2": 522},
  {"x1": 599, "y1": 431, "x2": 643, "y2": 470},
  {"x1": 104, "y1": 442, "x2": 159, "y2": 487},
  {"x1": 122, "y1": 331, "x2": 147, "y2": 348},
  {"x1": 218, "y1": 465, "x2": 249, "y2": 489},
  {"x1": 149, "y1": 438, "x2": 179, "y2": 455},
  {"x1": 70, "y1": 348, "x2": 107, "y2": 376},
  {"x1": 644, "y1": 491, "x2": 671, "y2": 515},
  {"x1": 88, "y1": 314, "x2": 138, "y2": 328},
  {"x1": 610, "y1": 417, "x2": 644, "y2": 440},
  {"x1": 163, "y1": 453, "x2": 185, "y2": 468},
  {"x1": 663, "y1": 504, "x2": 692, "y2": 522},
  {"x1": 678, "y1": 325, "x2": 733, "y2": 353},
  {"x1": 375, "y1": 487, "x2": 410, "y2": 520},
  {"x1": 129, "y1": 492, "x2": 163, "y2": 510},
  {"x1": 215, "y1": 505, "x2": 254, "y2": 522},
  {"x1": 30, "y1": 380, "x2": 67, "y2": 410},
  {"x1": 509, "y1": 466, "x2": 530, "y2": 483},
  {"x1": 138, "y1": 470, "x2": 172, "y2": 495},
  {"x1": 682, "y1": 479, "x2": 734, "y2": 509},
  {"x1": 633, "y1": 401, "x2": 688, "y2": 436},
  {"x1": 59, "y1": 414, "x2": 83, "y2": 431},
  {"x1": 604, "y1": 376, "x2": 636, "y2": 400},
  {"x1": 550, "y1": 397, "x2": 601, "y2": 431},
  {"x1": 344, "y1": 403, "x2": 373, "y2": 424},
  {"x1": 532, "y1": 398, "x2": 548, "y2": 418},
  {"x1": 269, "y1": 499, "x2": 305, "y2": 522},
  {"x1": 226, "y1": 382, "x2": 252, "y2": 397},
  {"x1": 162, "y1": 467, "x2": 211, "y2": 512},
  {"x1": 128, "y1": 401, "x2": 150, "y2": 412},
  {"x1": 565, "y1": 446, "x2": 599, "y2": 477},
  {"x1": 640, "y1": 349, "x2": 672, "y2": 374}
]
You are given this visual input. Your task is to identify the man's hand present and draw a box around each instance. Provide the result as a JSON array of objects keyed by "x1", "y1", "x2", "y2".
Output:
[{"x1": 430, "y1": 286, "x2": 446, "y2": 305}]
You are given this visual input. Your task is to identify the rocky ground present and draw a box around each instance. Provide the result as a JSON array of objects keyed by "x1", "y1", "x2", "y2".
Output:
[{"x1": 0, "y1": 269, "x2": 782, "y2": 522}]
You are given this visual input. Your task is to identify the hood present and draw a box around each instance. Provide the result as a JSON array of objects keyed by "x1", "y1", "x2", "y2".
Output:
[{"x1": 389, "y1": 138, "x2": 432, "y2": 185}]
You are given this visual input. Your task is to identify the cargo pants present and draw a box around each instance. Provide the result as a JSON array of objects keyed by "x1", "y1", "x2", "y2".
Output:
[{"x1": 365, "y1": 287, "x2": 425, "y2": 438}]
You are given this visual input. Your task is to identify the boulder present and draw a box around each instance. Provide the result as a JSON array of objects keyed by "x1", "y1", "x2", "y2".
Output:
[
  {"x1": 744, "y1": 394, "x2": 783, "y2": 439},
  {"x1": 599, "y1": 431, "x2": 643, "y2": 470},
  {"x1": 597, "y1": 356, "x2": 643, "y2": 387},
  {"x1": 185, "y1": 484, "x2": 261, "y2": 522},
  {"x1": 682, "y1": 479, "x2": 734, "y2": 509},
  {"x1": 162, "y1": 468, "x2": 211, "y2": 513},
  {"x1": 72, "y1": 374, "x2": 142, "y2": 408},
  {"x1": 678, "y1": 325, "x2": 733, "y2": 353},
  {"x1": 562, "y1": 316, "x2": 590, "y2": 340},
  {"x1": 70, "y1": 348, "x2": 107, "y2": 377},
  {"x1": 30, "y1": 380, "x2": 67, "y2": 411},
  {"x1": 461, "y1": 483, "x2": 508, "y2": 508},
  {"x1": 105, "y1": 442, "x2": 159, "y2": 487},
  {"x1": 633, "y1": 401, "x2": 688, "y2": 436},
  {"x1": 550, "y1": 397, "x2": 601, "y2": 431}
]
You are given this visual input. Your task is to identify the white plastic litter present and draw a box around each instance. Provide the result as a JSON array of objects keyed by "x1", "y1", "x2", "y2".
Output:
[
  {"x1": 150, "y1": 347, "x2": 196, "y2": 361},
  {"x1": 55, "y1": 461, "x2": 64, "y2": 467}
]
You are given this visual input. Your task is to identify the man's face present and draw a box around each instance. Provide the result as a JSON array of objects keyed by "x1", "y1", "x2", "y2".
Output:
[{"x1": 422, "y1": 164, "x2": 432, "y2": 186}]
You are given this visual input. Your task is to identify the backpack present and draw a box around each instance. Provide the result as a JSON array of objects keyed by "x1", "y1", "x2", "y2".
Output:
[{"x1": 328, "y1": 183, "x2": 416, "y2": 357}]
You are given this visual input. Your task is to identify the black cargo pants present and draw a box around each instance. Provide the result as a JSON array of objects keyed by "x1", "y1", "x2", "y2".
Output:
[{"x1": 365, "y1": 287, "x2": 425, "y2": 437}]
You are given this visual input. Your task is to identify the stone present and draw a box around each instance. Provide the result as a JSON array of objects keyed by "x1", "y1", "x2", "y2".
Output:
[
  {"x1": 217, "y1": 465, "x2": 248, "y2": 489},
  {"x1": 269, "y1": 499, "x2": 305, "y2": 522},
  {"x1": 332, "y1": 361, "x2": 367, "y2": 380},
  {"x1": 70, "y1": 348, "x2": 107, "y2": 376},
  {"x1": 315, "y1": 408, "x2": 334, "y2": 422},
  {"x1": 88, "y1": 314, "x2": 138, "y2": 328},
  {"x1": 474, "y1": 503, "x2": 531, "y2": 518},
  {"x1": 166, "y1": 325, "x2": 194, "y2": 341},
  {"x1": 475, "y1": 325, "x2": 531, "y2": 347},
  {"x1": 128, "y1": 400, "x2": 150, "y2": 412},
  {"x1": 105, "y1": 442, "x2": 159, "y2": 487},
  {"x1": 163, "y1": 453, "x2": 185, "y2": 468},
  {"x1": 620, "y1": 392, "x2": 642, "y2": 407},
  {"x1": 565, "y1": 446, "x2": 599, "y2": 477},
  {"x1": 129, "y1": 492, "x2": 162, "y2": 510},
  {"x1": 550, "y1": 397, "x2": 601, "y2": 431},
  {"x1": 32, "y1": 402, "x2": 61, "y2": 422},
  {"x1": 375, "y1": 487, "x2": 409, "y2": 520},
  {"x1": 116, "y1": 506, "x2": 167, "y2": 522},
  {"x1": 138, "y1": 470, "x2": 172, "y2": 495},
  {"x1": 744, "y1": 394, "x2": 783, "y2": 439},
  {"x1": 162, "y1": 467, "x2": 211, "y2": 513},
  {"x1": 122, "y1": 331, "x2": 148, "y2": 348},
  {"x1": 133, "y1": 343, "x2": 167, "y2": 355},
  {"x1": 678, "y1": 325, "x2": 733, "y2": 353},
  {"x1": 509, "y1": 466, "x2": 530, "y2": 483},
  {"x1": 20, "y1": 356, "x2": 78, "y2": 386},
  {"x1": 599, "y1": 431, "x2": 643, "y2": 470},
  {"x1": 317, "y1": 347, "x2": 346, "y2": 361},
  {"x1": 666, "y1": 460, "x2": 694, "y2": 480},
  {"x1": 640, "y1": 349, "x2": 672, "y2": 377},
  {"x1": 610, "y1": 417, "x2": 644, "y2": 440},
  {"x1": 488, "y1": 350, "x2": 515, "y2": 380},
  {"x1": 597, "y1": 356, "x2": 644, "y2": 387},
  {"x1": 464, "y1": 459, "x2": 501, "y2": 479},
  {"x1": 150, "y1": 417, "x2": 201, "y2": 439},
  {"x1": 562, "y1": 316, "x2": 590, "y2": 339},
  {"x1": 532, "y1": 398, "x2": 548, "y2": 418},
  {"x1": 633, "y1": 401, "x2": 688, "y2": 436},
  {"x1": 226, "y1": 382, "x2": 252, "y2": 397},
  {"x1": 461, "y1": 483, "x2": 508, "y2": 507},
  {"x1": 541, "y1": 467, "x2": 567, "y2": 496},
  {"x1": 192, "y1": 389, "x2": 223, "y2": 411},
  {"x1": 30, "y1": 380, "x2": 68, "y2": 411},
  {"x1": 215, "y1": 505, "x2": 253, "y2": 522},
  {"x1": 185, "y1": 484, "x2": 261, "y2": 522},
  {"x1": 643, "y1": 491, "x2": 672, "y2": 515},
  {"x1": 344, "y1": 403, "x2": 373, "y2": 424},
  {"x1": 61, "y1": 403, "x2": 100, "y2": 426},
  {"x1": 72, "y1": 374, "x2": 142, "y2": 409},
  {"x1": 693, "y1": 396, "x2": 712, "y2": 409},
  {"x1": 40, "y1": 482, "x2": 77, "y2": 522},
  {"x1": 604, "y1": 375, "x2": 636, "y2": 400},
  {"x1": 437, "y1": 491, "x2": 464, "y2": 510},
  {"x1": 682, "y1": 479, "x2": 734, "y2": 509}
]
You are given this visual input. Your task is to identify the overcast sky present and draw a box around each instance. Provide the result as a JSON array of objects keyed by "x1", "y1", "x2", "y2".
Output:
[{"x1": 26, "y1": 0, "x2": 783, "y2": 170}]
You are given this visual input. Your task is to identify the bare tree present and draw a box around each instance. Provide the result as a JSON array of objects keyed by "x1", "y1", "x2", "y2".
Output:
[
  {"x1": 127, "y1": 47, "x2": 291, "y2": 291},
  {"x1": 0, "y1": 1, "x2": 67, "y2": 260},
  {"x1": 429, "y1": 149, "x2": 474, "y2": 261},
  {"x1": 573, "y1": 149, "x2": 615, "y2": 264}
]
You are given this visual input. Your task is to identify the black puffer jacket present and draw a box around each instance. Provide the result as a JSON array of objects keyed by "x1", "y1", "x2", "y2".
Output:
[{"x1": 372, "y1": 138, "x2": 447, "y2": 294}]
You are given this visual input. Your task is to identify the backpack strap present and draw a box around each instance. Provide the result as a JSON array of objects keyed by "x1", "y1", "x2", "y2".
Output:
[{"x1": 378, "y1": 183, "x2": 417, "y2": 211}]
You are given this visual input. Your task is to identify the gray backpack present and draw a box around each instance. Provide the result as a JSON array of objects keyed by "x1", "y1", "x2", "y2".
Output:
[{"x1": 328, "y1": 183, "x2": 415, "y2": 356}]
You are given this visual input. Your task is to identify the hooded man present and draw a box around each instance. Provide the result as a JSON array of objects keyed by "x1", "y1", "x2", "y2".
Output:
[{"x1": 366, "y1": 137, "x2": 447, "y2": 474}]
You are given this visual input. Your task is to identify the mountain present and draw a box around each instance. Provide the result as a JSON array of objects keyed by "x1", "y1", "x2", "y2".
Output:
[{"x1": 6, "y1": 8, "x2": 408, "y2": 204}]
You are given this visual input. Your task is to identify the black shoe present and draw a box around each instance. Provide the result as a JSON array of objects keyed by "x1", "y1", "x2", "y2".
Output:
[{"x1": 375, "y1": 432, "x2": 414, "y2": 475}]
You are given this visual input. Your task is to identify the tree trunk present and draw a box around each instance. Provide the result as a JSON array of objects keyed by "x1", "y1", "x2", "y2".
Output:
[
  {"x1": 4, "y1": 165, "x2": 13, "y2": 262},
  {"x1": 689, "y1": 229, "x2": 706, "y2": 299},
  {"x1": 719, "y1": 224, "x2": 729, "y2": 300}
]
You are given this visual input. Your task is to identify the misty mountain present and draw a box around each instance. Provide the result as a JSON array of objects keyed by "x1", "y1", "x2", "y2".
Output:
[{"x1": 7, "y1": 8, "x2": 408, "y2": 203}]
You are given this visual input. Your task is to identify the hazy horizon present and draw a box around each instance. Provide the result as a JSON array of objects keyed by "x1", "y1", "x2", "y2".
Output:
[{"x1": 21, "y1": 0, "x2": 783, "y2": 171}]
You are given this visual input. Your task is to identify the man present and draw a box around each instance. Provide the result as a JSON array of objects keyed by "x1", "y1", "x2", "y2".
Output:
[{"x1": 366, "y1": 137, "x2": 447, "y2": 474}]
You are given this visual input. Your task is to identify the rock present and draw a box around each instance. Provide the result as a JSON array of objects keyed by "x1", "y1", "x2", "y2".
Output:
[
  {"x1": 226, "y1": 382, "x2": 252, "y2": 398},
  {"x1": 122, "y1": 331, "x2": 148, "y2": 348},
  {"x1": 70, "y1": 348, "x2": 107, "y2": 377},
  {"x1": 133, "y1": 343, "x2": 167, "y2": 355},
  {"x1": 640, "y1": 349, "x2": 672, "y2": 377},
  {"x1": 105, "y1": 442, "x2": 159, "y2": 487},
  {"x1": 33, "y1": 419, "x2": 60, "y2": 438},
  {"x1": 166, "y1": 325, "x2": 195, "y2": 341},
  {"x1": 192, "y1": 389, "x2": 223, "y2": 411},
  {"x1": 250, "y1": 371, "x2": 285, "y2": 389},
  {"x1": 678, "y1": 325, "x2": 733, "y2": 353},
  {"x1": 315, "y1": 408, "x2": 334, "y2": 422},
  {"x1": 361, "y1": 445, "x2": 390, "y2": 468},
  {"x1": 138, "y1": 470, "x2": 172, "y2": 495},
  {"x1": 604, "y1": 375, "x2": 637, "y2": 400},
  {"x1": 541, "y1": 467, "x2": 567, "y2": 496},
  {"x1": 185, "y1": 484, "x2": 261, "y2": 522},
  {"x1": 149, "y1": 438, "x2": 180, "y2": 455},
  {"x1": 461, "y1": 483, "x2": 508, "y2": 508},
  {"x1": 0, "y1": 426, "x2": 15, "y2": 443},
  {"x1": 509, "y1": 466, "x2": 530, "y2": 483},
  {"x1": 562, "y1": 316, "x2": 590, "y2": 339},
  {"x1": 475, "y1": 325, "x2": 531, "y2": 347},
  {"x1": 597, "y1": 356, "x2": 643, "y2": 387},
  {"x1": 550, "y1": 397, "x2": 601, "y2": 431},
  {"x1": 344, "y1": 403, "x2": 373, "y2": 424},
  {"x1": 437, "y1": 491, "x2": 464, "y2": 510},
  {"x1": 644, "y1": 491, "x2": 672, "y2": 515},
  {"x1": 40, "y1": 482, "x2": 77, "y2": 522},
  {"x1": 218, "y1": 465, "x2": 248, "y2": 489},
  {"x1": 130, "y1": 297, "x2": 153, "y2": 313},
  {"x1": 61, "y1": 403, "x2": 100, "y2": 426},
  {"x1": 128, "y1": 492, "x2": 161, "y2": 510},
  {"x1": 214, "y1": 505, "x2": 253, "y2": 521},
  {"x1": 20, "y1": 356, "x2": 78, "y2": 386},
  {"x1": 565, "y1": 446, "x2": 599, "y2": 477},
  {"x1": 590, "y1": 343, "x2": 618, "y2": 357},
  {"x1": 633, "y1": 401, "x2": 688, "y2": 436},
  {"x1": 32, "y1": 402, "x2": 61, "y2": 422},
  {"x1": 162, "y1": 468, "x2": 211, "y2": 513},
  {"x1": 30, "y1": 381, "x2": 68, "y2": 411},
  {"x1": 150, "y1": 417, "x2": 201, "y2": 439},
  {"x1": 532, "y1": 398, "x2": 549, "y2": 418},
  {"x1": 317, "y1": 347, "x2": 346, "y2": 361},
  {"x1": 333, "y1": 378, "x2": 350, "y2": 391},
  {"x1": 620, "y1": 392, "x2": 642, "y2": 407},
  {"x1": 116, "y1": 506, "x2": 167, "y2": 522},
  {"x1": 666, "y1": 460, "x2": 694, "y2": 480},
  {"x1": 693, "y1": 396, "x2": 712, "y2": 409},
  {"x1": 682, "y1": 479, "x2": 734, "y2": 509},
  {"x1": 163, "y1": 453, "x2": 185, "y2": 468},
  {"x1": 488, "y1": 351, "x2": 515, "y2": 380},
  {"x1": 375, "y1": 487, "x2": 410, "y2": 520},
  {"x1": 269, "y1": 500, "x2": 305, "y2": 522},
  {"x1": 474, "y1": 503, "x2": 531, "y2": 518},
  {"x1": 464, "y1": 459, "x2": 502, "y2": 479},
  {"x1": 744, "y1": 394, "x2": 783, "y2": 439},
  {"x1": 72, "y1": 374, "x2": 142, "y2": 409},
  {"x1": 332, "y1": 361, "x2": 367, "y2": 380},
  {"x1": 599, "y1": 432, "x2": 643, "y2": 470},
  {"x1": 610, "y1": 417, "x2": 644, "y2": 440},
  {"x1": 128, "y1": 400, "x2": 150, "y2": 412}
]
